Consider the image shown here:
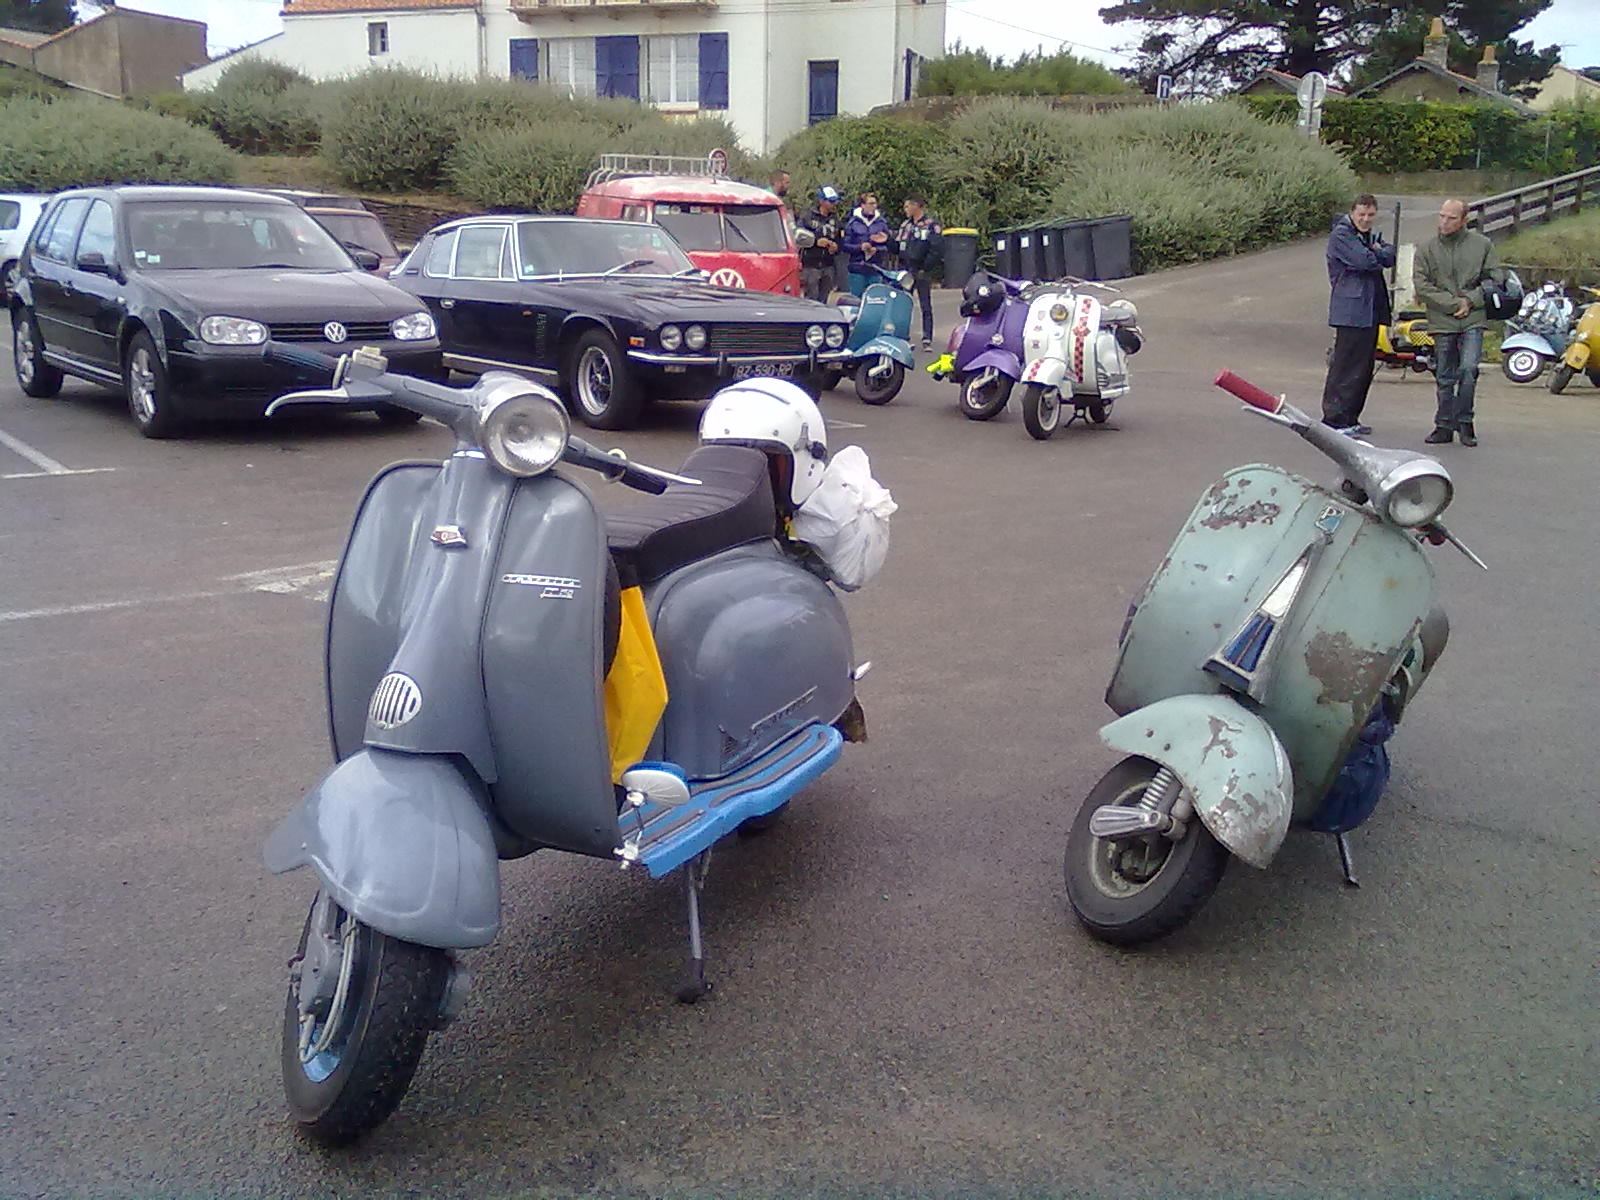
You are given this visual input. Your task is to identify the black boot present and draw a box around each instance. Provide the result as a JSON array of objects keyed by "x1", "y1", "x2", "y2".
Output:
[
  {"x1": 1424, "y1": 427, "x2": 1454, "y2": 444},
  {"x1": 1459, "y1": 423, "x2": 1477, "y2": 447}
]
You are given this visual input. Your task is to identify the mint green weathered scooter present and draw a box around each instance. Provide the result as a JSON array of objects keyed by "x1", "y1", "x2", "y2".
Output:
[{"x1": 1064, "y1": 371, "x2": 1486, "y2": 945}]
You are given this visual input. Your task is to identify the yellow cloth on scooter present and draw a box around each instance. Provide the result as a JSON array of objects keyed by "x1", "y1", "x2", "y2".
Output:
[{"x1": 603, "y1": 585, "x2": 668, "y2": 783}]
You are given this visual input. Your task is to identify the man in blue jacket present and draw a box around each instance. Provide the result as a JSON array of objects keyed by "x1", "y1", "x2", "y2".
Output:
[
  {"x1": 842, "y1": 192, "x2": 892, "y2": 297},
  {"x1": 1321, "y1": 194, "x2": 1395, "y2": 435}
]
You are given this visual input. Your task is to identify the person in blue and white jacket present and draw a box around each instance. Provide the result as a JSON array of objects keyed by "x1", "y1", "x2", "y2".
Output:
[{"x1": 842, "y1": 192, "x2": 892, "y2": 298}]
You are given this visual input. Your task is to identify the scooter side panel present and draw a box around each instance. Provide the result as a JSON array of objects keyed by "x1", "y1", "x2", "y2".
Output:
[
  {"x1": 1101, "y1": 695, "x2": 1292, "y2": 868},
  {"x1": 854, "y1": 335, "x2": 915, "y2": 367},
  {"x1": 1109, "y1": 465, "x2": 1435, "y2": 818},
  {"x1": 1499, "y1": 331, "x2": 1556, "y2": 355},
  {"x1": 963, "y1": 347, "x2": 1022, "y2": 378},
  {"x1": 645, "y1": 543, "x2": 854, "y2": 780},
  {"x1": 482, "y1": 474, "x2": 619, "y2": 857},
  {"x1": 264, "y1": 748, "x2": 500, "y2": 948}
]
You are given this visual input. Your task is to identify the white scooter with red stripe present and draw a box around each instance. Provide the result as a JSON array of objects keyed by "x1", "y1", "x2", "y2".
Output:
[{"x1": 1018, "y1": 279, "x2": 1143, "y2": 441}]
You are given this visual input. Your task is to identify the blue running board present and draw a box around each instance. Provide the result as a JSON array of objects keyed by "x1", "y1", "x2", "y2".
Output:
[{"x1": 622, "y1": 723, "x2": 843, "y2": 878}]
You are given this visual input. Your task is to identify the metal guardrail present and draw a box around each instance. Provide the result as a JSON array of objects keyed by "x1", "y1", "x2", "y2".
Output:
[{"x1": 1466, "y1": 165, "x2": 1600, "y2": 240}]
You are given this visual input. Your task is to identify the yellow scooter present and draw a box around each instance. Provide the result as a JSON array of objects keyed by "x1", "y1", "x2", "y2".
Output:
[{"x1": 1547, "y1": 287, "x2": 1600, "y2": 394}]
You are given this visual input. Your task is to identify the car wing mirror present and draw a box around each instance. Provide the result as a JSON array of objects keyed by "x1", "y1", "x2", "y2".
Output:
[
  {"x1": 345, "y1": 244, "x2": 381, "y2": 270},
  {"x1": 76, "y1": 251, "x2": 115, "y2": 276}
]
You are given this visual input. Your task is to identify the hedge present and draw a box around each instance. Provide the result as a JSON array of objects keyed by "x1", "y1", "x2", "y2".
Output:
[{"x1": 0, "y1": 97, "x2": 237, "y2": 191}]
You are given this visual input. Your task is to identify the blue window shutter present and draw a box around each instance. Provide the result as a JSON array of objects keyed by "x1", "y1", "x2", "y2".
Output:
[
  {"x1": 597, "y1": 36, "x2": 639, "y2": 100},
  {"x1": 698, "y1": 32, "x2": 728, "y2": 110},
  {"x1": 509, "y1": 38, "x2": 538, "y2": 80}
]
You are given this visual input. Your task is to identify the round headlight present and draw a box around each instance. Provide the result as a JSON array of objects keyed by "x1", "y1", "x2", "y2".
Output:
[
  {"x1": 1383, "y1": 471, "x2": 1453, "y2": 527},
  {"x1": 659, "y1": 324, "x2": 683, "y2": 351},
  {"x1": 474, "y1": 375, "x2": 570, "y2": 477},
  {"x1": 391, "y1": 311, "x2": 437, "y2": 341},
  {"x1": 199, "y1": 315, "x2": 267, "y2": 346},
  {"x1": 805, "y1": 324, "x2": 826, "y2": 349},
  {"x1": 684, "y1": 324, "x2": 707, "y2": 351},
  {"x1": 1048, "y1": 303, "x2": 1070, "y2": 324},
  {"x1": 825, "y1": 324, "x2": 846, "y2": 348}
]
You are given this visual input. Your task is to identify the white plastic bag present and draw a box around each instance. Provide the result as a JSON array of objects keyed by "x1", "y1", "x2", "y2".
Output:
[{"x1": 789, "y1": 445, "x2": 896, "y2": 591}]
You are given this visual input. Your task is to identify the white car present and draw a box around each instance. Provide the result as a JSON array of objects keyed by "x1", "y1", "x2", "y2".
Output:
[{"x1": 1, "y1": 193, "x2": 53, "y2": 301}]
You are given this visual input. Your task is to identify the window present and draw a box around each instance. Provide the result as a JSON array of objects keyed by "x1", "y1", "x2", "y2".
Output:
[
  {"x1": 509, "y1": 37, "x2": 538, "y2": 80},
  {"x1": 653, "y1": 205, "x2": 723, "y2": 252},
  {"x1": 807, "y1": 60, "x2": 839, "y2": 125},
  {"x1": 38, "y1": 197, "x2": 90, "y2": 263},
  {"x1": 0, "y1": 200, "x2": 19, "y2": 231},
  {"x1": 368, "y1": 22, "x2": 388, "y2": 56},
  {"x1": 595, "y1": 35, "x2": 640, "y2": 100},
  {"x1": 645, "y1": 34, "x2": 697, "y2": 105},
  {"x1": 698, "y1": 32, "x2": 728, "y2": 109},
  {"x1": 423, "y1": 229, "x2": 458, "y2": 277},
  {"x1": 544, "y1": 37, "x2": 596, "y2": 98},
  {"x1": 75, "y1": 200, "x2": 116, "y2": 264},
  {"x1": 452, "y1": 225, "x2": 509, "y2": 280},
  {"x1": 723, "y1": 205, "x2": 787, "y2": 253}
]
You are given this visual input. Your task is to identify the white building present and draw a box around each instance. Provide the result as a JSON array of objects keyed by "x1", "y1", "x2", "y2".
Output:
[{"x1": 182, "y1": 0, "x2": 946, "y2": 156}]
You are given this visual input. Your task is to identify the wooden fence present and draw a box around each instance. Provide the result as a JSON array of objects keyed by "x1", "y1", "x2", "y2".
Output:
[{"x1": 1466, "y1": 164, "x2": 1600, "y2": 240}]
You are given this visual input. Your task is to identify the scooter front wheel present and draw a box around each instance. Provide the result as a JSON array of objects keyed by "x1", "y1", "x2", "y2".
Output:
[
  {"x1": 1020, "y1": 383, "x2": 1061, "y2": 439},
  {"x1": 280, "y1": 893, "x2": 450, "y2": 1145},
  {"x1": 1500, "y1": 347, "x2": 1546, "y2": 384},
  {"x1": 1064, "y1": 756, "x2": 1229, "y2": 946},
  {"x1": 855, "y1": 358, "x2": 905, "y2": 405},
  {"x1": 959, "y1": 369, "x2": 1013, "y2": 420}
]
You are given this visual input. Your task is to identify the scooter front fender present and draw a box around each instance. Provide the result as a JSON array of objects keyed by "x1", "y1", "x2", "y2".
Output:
[
  {"x1": 1022, "y1": 355, "x2": 1068, "y2": 387},
  {"x1": 962, "y1": 348, "x2": 1022, "y2": 378},
  {"x1": 1100, "y1": 694, "x2": 1293, "y2": 868},
  {"x1": 264, "y1": 748, "x2": 500, "y2": 949},
  {"x1": 1560, "y1": 341, "x2": 1591, "y2": 370},
  {"x1": 1499, "y1": 331, "x2": 1556, "y2": 356},
  {"x1": 852, "y1": 336, "x2": 915, "y2": 367}
]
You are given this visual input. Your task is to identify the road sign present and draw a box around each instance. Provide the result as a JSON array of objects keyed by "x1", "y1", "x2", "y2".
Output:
[
  {"x1": 708, "y1": 148, "x2": 729, "y2": 176},
  {"x1": 1296, "y1": 71, "x2": 1328, "y2": 108},
  {"x1": 1156, "y1": 74, "x2": 1173, "y2": 100}
]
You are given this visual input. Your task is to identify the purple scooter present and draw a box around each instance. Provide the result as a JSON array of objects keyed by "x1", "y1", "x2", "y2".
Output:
[{"x1": 928, "y1": 271, "x2": 1032, "y2": 421}]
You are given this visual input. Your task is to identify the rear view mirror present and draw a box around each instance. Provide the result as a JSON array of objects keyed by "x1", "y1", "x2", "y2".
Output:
[
  {"x1": 345, "y1": 244, "x2": 381, "y2": 271},
  {"x1": 76, "y1": 251, "x2": 113, "y2": 275}
]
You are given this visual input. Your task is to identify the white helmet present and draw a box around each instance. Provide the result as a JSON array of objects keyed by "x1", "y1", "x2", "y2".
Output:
[{"x1": 698, "y1": 378, "x2": 829, "y2": 506}]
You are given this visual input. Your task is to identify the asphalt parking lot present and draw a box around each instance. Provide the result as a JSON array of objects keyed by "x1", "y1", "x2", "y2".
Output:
[{"x1": 2, "y1": 204, "x2": 1597, "y2": 1199}]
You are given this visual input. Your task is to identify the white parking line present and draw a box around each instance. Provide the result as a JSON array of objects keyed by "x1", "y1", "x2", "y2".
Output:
[
  {"x1": 0, "y1": 560, "x2": 338, "y2": 625},
  {"x1": 0, "y1": 428, "x2": 115, "y2": 480}
]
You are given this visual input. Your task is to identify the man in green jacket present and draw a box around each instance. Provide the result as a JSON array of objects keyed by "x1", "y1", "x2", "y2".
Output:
[{"x1": 1414, "y1": 198, "x2": 1504, "y2": 447}]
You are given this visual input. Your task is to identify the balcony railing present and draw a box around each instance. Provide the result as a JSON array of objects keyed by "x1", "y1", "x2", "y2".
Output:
[{"x1": 510, "y1": 0, "x2": 716, "y2": 14}]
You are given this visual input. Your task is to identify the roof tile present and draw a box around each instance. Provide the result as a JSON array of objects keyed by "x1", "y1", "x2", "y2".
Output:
[{"x1": 282, "y1": 0, "x2": 479, "y2": 14}]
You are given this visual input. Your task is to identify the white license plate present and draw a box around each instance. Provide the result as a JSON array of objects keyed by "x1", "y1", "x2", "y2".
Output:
[{"x1": 733, "y1": 362, "x2": 794, "y2": 380}]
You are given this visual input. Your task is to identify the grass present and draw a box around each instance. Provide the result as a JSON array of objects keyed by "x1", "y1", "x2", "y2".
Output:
[
  {"x1": 1355, "y1": 169, "x2": 1547, "y2": 198},
  {"x1": 1495, "y1": 208, "x2": 1600, "y2": 283}
]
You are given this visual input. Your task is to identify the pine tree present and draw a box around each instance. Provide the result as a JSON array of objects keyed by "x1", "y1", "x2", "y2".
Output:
[{"x1": 0, "y1": 1, "x2": 78, "y2": 34}]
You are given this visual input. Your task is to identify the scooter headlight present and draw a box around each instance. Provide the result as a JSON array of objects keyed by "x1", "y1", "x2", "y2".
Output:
[
  {"x1": 1048, "y1": 303, "x2": 1070, "y2": 324},
  {"x1": 825, "y1": 323, "x2": 846, "y2": 348},
  {"x1": 473, "y1": 374, "x2": 570, "y2": 477},
  {"x1": 684, "y1": 324, "x2": 707, "y2": 350},
  {"x1": 805, "y1": 324, "x2": 826, "y2": 349},
  {"x1": 1378, "y1": 461, "x2": 1453, "y2": 527}
]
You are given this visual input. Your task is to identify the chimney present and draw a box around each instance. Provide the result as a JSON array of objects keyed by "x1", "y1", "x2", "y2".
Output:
[
  {"x1": 1422, "y1": 17, "x2": 1449, "y2": 69},
  {"x1": 1476, "y1": 45, "x2": 1500, "y2": 92}
]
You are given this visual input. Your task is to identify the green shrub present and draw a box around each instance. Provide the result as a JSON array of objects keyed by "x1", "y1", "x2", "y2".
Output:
[
  {"x1": 0, "y1": 63, "x2": 61, "y2": 101},
  {"x1": 918, "y1": 44, "x2": 1130, "y2": 97},
  {"x1": 932, "y1": 99, "x2": 1082, "y2": 231},
  {"x1": 197, "y1": 82, "x2": 321, "y2": 155},
  {"x1": 445, "y1": 123, "x2": 607, "y2": 212},
  {"x1": 212, "y1": 58, "x2": 311, "y2": 95},
  {"x1": 0, "y1": 97, "x2": 237, "y2": 190},
  {"x1": 771, "y1": 116, "x2": 948, "y2": 215}
]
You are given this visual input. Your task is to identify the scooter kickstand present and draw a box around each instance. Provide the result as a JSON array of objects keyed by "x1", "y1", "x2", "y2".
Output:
[
  {"x1": 676, "y1": 851, "x2": 713, "y2": 1004},
  {"x1": 1335, "y1": 833, "x2": 1360, "y2": 888}
]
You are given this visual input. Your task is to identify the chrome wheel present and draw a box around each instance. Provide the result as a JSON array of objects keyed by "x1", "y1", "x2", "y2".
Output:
[
  {"x1": 1021, "y1": 383, "x2": 1060, "y2": 440},
  {"x1": 1500, "y1": 347, "x2": 1545, "y2": 384},
  {"x1": 14, "y1": 319, "x2": 35, "y2": 387},
  {"x1": 128, "y1": 346, "x2": 158, "y2": 424},
  {"x1": 576, "y1": 345, "x2": 613, "y2": 418}
]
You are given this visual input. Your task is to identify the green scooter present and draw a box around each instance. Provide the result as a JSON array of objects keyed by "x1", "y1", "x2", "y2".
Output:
[{"x1": 1064, "y1": 371, "x2": 1486, "y2": 945}]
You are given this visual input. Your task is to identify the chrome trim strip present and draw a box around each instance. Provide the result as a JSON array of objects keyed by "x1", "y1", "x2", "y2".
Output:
[
  {"x1": 443, "y1": 353, "x2": 559, "y2": 379},
  {"x1": 627, "y1": 350, "x2": 849, "y2": 366}
]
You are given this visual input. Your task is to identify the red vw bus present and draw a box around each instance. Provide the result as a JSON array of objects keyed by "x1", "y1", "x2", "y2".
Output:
[{"x1": 577, "y1": 153, "x2": 802, "y2": 296}]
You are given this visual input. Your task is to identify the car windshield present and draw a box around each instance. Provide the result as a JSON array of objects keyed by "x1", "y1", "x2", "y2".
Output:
[
  {"x1": 515, "y1": 219, "x2": 694, "y2": 278},
  {"x1": 653, "y1": 206, "x2": 723, "y2": 252},
  {"x1": 126, "y1": 201, "x2": 354, "y2": 271},
  {"x1": 723, "y1": 204, "x2": 788, "y2": 252},
  {"x1": 653, "y1": 203, "x2": 788, "y2": 254},
  {"x1": 312, "y1": 211, "x2": 397, "y2": 258}
]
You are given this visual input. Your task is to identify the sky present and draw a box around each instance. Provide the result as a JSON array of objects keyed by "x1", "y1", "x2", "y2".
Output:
[{"x1": 77, "y1": 0, "x2": 1600, "y2": 73}]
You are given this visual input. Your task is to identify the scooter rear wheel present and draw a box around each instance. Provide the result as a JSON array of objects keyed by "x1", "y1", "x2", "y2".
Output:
[
  {"x1": 1064, "y1": 757, "x2": 1230, "y2": 946},
  {"x1": 959, "y1": 370, "x2": 1013, "y2": 420},
  {"x1": 280, "y1": 893, "x2": 449, "y2": 1145}
]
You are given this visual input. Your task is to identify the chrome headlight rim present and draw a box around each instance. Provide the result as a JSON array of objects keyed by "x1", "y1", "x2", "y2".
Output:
[
  {"x1": 1048, "y1": 302, "x2": 1070, "y2": 324},
  {"x1": 659, "y1": 324, "x2": 683, "y2": 352},
  {"x1": 805, "y1": 323, "x2": 826, "y2": 350},
  {"x1": 825, "y1": 323, "x2": 846, "y2": 348},
  {"x1": 1378, "y1": 459, "x2": 1454, "y2": 527},
  {"x1": 473, "y1": 375, "x2": 570, "y2": 478},
  {"x1": 684, "y1": 323, "x2": 707, "y2": 351},
  {"x1": 390, "y1": 310, "x2": 437, "y2": 342},
  {"x1": 199, "y1": 315, "x2": 268, "y2": 346}
]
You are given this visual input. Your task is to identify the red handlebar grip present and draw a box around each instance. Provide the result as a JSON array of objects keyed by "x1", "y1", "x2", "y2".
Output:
[{"x1": 1214, "y1": 370, "x2": 1282, "y2": 413}]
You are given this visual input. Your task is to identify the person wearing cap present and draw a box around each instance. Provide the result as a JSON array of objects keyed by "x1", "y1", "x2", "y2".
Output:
[
  {"x1": 895, "y1": 195, "x2": 943, "y2": 350},
  {"x1": 798, "y1": 185, "x2": 844, "y2": 303}
]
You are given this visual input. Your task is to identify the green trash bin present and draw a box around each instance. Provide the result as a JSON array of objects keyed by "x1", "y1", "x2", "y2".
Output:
[{"x1": 942, "y1": 228, "x2": 979, "y2": 288}]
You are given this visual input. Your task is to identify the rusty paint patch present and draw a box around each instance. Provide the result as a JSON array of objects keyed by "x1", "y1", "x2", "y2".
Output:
[
  {"x1": 1304, "y1": 630, "x2": 1394, "y2": 707},
  {"x1": 1201, "y1": 714, "x2": 1240, "y2": 761},
  {"x1": 1200, "y1": 499, "x2": 1282, "y2": 531}
]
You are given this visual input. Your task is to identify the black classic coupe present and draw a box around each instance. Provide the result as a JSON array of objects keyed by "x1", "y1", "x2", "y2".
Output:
[
  {"x1": 9, "y1": 186, "x2": 442, "y2": 437},
  {"x1": 389, "y1": 215, "x2": 852, "y2": 429}
]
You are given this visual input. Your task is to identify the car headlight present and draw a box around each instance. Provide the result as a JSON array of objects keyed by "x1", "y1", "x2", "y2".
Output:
[
  {"x1": 805, "y1": 324, "x2": 826, "y2": 349},
  {"x1": 684, "y1": 324, "x2": 707, "y2": 351},
  {"x1": 1380, "y1": 464, "x2": 1453, "y2": 527},
  {"x1": 390, "y1": 311, "x2": 437, "y2": 341},
  {"x1": 199, "y1": 316, "x2": 267, "y2": 346},
  {"x1": 473, "y1": 374, "x2": 570, "y2": 477},
  {"x1": 659, "y1": 324, "x2": 683, "y2": 351},
  {"x1": 825, "y1": 323, "x2": 845, "y2": 348},
  {"x1": 1048, "y1": 303, "x2": 1070, "y2": 324}
]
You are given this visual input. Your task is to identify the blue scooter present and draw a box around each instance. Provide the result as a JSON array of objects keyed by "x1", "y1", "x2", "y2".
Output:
[{"x1": 830, "y1": 264, "x2": 916, "y2": 405}]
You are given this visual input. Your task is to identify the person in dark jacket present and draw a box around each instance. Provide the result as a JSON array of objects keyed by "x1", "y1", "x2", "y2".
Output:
[
  {"x1": 1320, "y1": 194, "x2": 1395, "y2": 435},
  {"x1": 895, "y1": 194, "x2": 944, "y2": 349},
  {"x1": 797, "y1": 185, "x2": 844, "y2": 302},
  {"x1": 842, "y1": 192, "x2": 892, "y2": 297}
]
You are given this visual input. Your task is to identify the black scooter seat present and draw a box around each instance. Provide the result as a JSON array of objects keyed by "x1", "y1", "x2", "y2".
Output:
[{"x1": 607, "y1": 444, "x2": 777, "y2": 587}]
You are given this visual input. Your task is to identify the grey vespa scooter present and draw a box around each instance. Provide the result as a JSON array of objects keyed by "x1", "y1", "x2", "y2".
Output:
[{"x1": 259, "y1": 344, "x2": 867, "y2": 1144}]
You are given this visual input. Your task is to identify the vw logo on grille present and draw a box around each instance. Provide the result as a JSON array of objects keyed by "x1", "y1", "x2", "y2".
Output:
[
  {"x1": 324, "y1": 321, "x2": 349, "y2": 344},
  {"x1": 369, "y1": 673, "x2": 422, "y2": 730}
]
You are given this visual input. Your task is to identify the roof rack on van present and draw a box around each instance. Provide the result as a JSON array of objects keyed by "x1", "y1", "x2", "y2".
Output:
[{"x1": 585, "y1": 152, "x2": 729, "y2": 190}]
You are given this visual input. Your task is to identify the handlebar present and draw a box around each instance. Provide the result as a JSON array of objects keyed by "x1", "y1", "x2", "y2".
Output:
[{"x1": 1214, "y1": 370, "x2": 1284, "y2": 415}]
